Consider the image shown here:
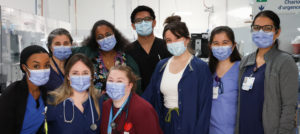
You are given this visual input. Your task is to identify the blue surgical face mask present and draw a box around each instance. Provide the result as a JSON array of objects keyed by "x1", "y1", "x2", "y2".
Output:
[
  {"x1": 26, "y1": 67, "x2": 50, "y2": 86},
  {"x1": 53, "y1": 46, "x2": 72, "y2": 60},
  {"x1": 97, "y1": 35, "x2": 117, "y2": 51},
  {"x1": 167, "y1": 41, "x2": 186, "y2": 56},
  {"x1": 106, "y1": 82, "x2": 126, "y2": 100},
  {"x1": 212, "y1": 45, "x2": 233, "y2": 61},
  {"x1": 252, "y1": 30, "x2": 274, "y2": 48},
  {"x1": 70, "y1": 75, "x2": 91, "y2": 92},
  {"x1": 134, "y1": 21, "x2": 153, "y2": 36}
]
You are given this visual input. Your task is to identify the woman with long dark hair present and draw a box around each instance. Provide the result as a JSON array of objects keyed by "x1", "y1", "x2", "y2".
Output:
[
  {"x1": 208, "y1": 26, "x2": 241, "y2": 134},
  {"x1": 73, "y1": 20, "x2": 141, "y2": 97}
]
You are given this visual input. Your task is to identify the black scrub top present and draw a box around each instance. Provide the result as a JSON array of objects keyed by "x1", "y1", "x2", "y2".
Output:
[{"x1": 126, "y1": 37, "x2": 171, "y2": 92}]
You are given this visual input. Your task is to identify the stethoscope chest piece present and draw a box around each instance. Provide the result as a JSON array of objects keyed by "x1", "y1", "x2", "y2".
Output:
[{"x1": 90, "y1": 123, "x2": 97, "y2": 131}]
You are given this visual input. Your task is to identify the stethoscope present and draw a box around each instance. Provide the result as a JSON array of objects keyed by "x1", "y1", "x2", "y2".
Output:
[{"x1": 63, "y1": 95, "x2": 97, "y2": 131}]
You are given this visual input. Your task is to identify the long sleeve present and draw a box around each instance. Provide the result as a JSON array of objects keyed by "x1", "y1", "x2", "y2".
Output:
[
  {"x1": 194, "y1": 63, "x2": 213, "y2": 134},
  {"x1": 278, "y1": 56, "x2": 298, "y2": 134},
  {"x1": 0, "y1": 83, "x2": 17, "y2": 133}
]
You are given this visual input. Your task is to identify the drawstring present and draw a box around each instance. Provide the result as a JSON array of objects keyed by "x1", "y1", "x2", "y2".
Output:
[{"x1": 165, "y1": 108, "x2": 179, "y2": 123}]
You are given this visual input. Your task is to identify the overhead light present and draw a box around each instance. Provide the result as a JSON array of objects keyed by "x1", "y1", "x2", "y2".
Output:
[{"x1": 297, "y1": 28, "x2": 300, "y2": 32}]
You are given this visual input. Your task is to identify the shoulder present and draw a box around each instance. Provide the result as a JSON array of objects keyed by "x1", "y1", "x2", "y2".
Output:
[
  {"x1": 1, "y1": 80, "x2": 26, "y2": 98},
  {"x1": 125, "y1": 41, "x2": 139, "y2": 53},
  {"x1": 103, "y1": 99, "x2": 113, "y2": 109},
  {"x1": 130, "y1": 94, "x2": 156, "y2": 115},
  {"x1": 157, "y1": 58, "x2": 170, "y2": 67},
  {"x1": 240, "y1": 52, "x2": 256, "y2": 68},
  {"x1": 191, "y1": 57, "x2": 209, "y2": 71},
  {"x1": 273, "y1": 50, "x2": 295, "y2": 64},
  {"x1": 72, "y1": 46, "x2": 98, "y2": 59}
]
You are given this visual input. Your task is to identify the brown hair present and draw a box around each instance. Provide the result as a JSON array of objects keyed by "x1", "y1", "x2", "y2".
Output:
[
  {"x1": 108, "y1": 65, "x2": 139, "y2": 92},
  {"x1": 48, "y1": 53, "x2": 101, "y2": 119},
  {"x1": 163, "y1": 15, "x2": 193, "y2": 54}
]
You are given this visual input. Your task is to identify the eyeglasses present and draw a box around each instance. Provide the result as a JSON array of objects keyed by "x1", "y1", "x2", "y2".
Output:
[
  {"x1": 251, "y1": 25, "x2": 274, "y2": 32},
  {"x1": 134, "y1": 16, "x2": 153, "y2": 24}
]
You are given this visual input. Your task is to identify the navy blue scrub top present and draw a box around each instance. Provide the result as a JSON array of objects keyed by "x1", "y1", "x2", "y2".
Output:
[
  {"x1": 239, "y1": 63, "x2": 266, "y2": 134},
  {"x1": 46, "y1": 97, "x2": 102, "y2": 134},
  {"x1": 21, "y1": 94, "x2": 45, "y2": 134},
  {"x1": 44, "y1": 66, "x2": 64, "y2": 91}
]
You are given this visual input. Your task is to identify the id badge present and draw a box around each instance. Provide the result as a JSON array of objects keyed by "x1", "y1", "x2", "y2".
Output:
[
  {"x1": 124, "y1": 132, "x2": 129, "y2": 134},
  {"x1": 213, "y1": 86, "x2": 219, "y2": 99},
  {"x1": 242, "y1": 77, "x2": 255, "y2": 91}
]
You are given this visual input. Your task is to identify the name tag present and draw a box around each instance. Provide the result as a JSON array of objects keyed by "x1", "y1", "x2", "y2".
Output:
[
  {"x1": 124, "y1": 132, "x2": 129, "y2": 134},
  {"x1": 242, "y1": 77, "x2": 255, "y2": 91},
  {"x1": 213, "y1": 86, "x2": 219, "y2": 99}
]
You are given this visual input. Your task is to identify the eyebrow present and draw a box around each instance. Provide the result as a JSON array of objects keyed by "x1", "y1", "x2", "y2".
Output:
[{"x1": 33, "y1": 61, "x2": 40, "y2": 63}]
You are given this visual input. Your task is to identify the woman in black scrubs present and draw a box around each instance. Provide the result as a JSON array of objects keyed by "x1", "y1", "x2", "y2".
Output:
[
  {"x1": 0, "y1": 45, "x2": 50, "y2": 133},
  {"x1": 235, "y1": 10, "x2": 298, "y2": 134}
]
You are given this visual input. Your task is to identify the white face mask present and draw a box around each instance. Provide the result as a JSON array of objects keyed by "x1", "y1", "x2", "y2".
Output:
[
  {"x1": 26, "y1": 67, "x2": 50, "y2": 86},
  {"x1": 167, "y1": 41, "x2": 186, "y2": 56}
]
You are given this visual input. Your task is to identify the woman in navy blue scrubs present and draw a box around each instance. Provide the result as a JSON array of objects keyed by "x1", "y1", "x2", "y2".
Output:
[
  {"x1": 0, "y1": 45, "x2": 50, "y2": 134},
  {"x1": 47, "y1": 53, "x2": 102, "y2": 134},
  {"x1": 235, "y1": 10, "x2": 298, "y2": 134},
  {"x1": 208, "y1": 26, "x2": 241, "y2": 134},
  {"x1": 142, "y1": 15, "x2": 213, "y2": 134},
  {"x1": 44, "y1": 28, "x2": 73, "y2": 91}
]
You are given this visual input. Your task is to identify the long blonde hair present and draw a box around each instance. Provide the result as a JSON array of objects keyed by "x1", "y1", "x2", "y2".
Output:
[{"x1": 48, "y1": 53, "x2": 101, "y2": 119}]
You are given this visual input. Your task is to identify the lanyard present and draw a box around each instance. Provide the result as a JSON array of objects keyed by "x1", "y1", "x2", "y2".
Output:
[
  {"x1": 52, "y1": 58, "x2": 64, "y2": 81},
  {"x1": 107, "y1": 95, "x2": 131, "y2": 134}
]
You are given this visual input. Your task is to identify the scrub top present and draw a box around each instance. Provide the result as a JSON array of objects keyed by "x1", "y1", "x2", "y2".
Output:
[
  {"x1": 20, "y1": 94, "x2": 45, "y2": 134},
  {"x1": 210, "y1": 61, "x2": 239, "y2": 134},
  {"x1": 239, "y1": 63, "x2": 266, "y2": 134},
  {"x1": 126, "y1": 37, "x2": 171, "y2": 91},
  {"x1": 44, "y1": 66, "x2": 64, "y2": 91},
  {"x1": 47, "y1": 97, "x2": 102, "y2": 134}
]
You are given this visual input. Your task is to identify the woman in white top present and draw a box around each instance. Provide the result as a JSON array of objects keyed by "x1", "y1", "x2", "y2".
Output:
[{"x1": 142, "y1": 15, "x2": 213, "y2": 134}]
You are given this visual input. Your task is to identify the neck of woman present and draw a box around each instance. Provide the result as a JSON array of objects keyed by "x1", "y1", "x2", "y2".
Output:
[
  {"x1": 51, "y1": 56, "x2": 65, "y2": 73},
  {"x1": 101, "y1": 50, "x2": 117, "y2": 57},
  {"x1": 216, "y1": 58, "x2": 234, "y2": 77},
  {"x1": 26, "y1": 77, "x2": 40, "y2": 100},
  {"x1": 71, "y1": 90, "x2": 89, "y2": 104},
  {"x1": 257, "y1": 45, "x2": 273, "y2": 59},
  {"x1": 173, "y1": 50, "x2": 192, "y2": 62},
  {"x1": 112, "y1": 92, "x2": 131, "y2": 108}
]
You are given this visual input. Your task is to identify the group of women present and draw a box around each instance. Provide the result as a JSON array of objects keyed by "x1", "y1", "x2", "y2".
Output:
[{"x1": 0, "y1": 9, "x2": 298, "y2": 134}]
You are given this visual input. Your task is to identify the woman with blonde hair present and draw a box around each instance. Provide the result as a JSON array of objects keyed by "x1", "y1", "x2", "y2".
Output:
[{"x1": 46, "y1": 53, "x2": 103, "y2": 134}]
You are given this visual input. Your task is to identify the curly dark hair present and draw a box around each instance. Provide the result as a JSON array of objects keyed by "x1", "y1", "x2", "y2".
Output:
[{"x1": 81, "y1": 20, "x2": 130, "y2": 52}]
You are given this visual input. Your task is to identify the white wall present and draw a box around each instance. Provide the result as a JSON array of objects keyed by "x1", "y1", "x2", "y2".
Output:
[{"x1": 2, "y1": 0, "x2": 298, "y2": 54}]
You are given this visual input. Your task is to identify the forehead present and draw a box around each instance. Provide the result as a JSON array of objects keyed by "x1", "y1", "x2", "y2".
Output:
[
  {"x1": 95, "y1": 25, "x2": 113, "y2": 35},
  {"x1": 108, "y1": 70, "x2": 127, "y2": 79},
  {"x1": 52, "y1": 35, "x2": 70, "y2": 42},
  {"x1": 212, "y1": 32, "x2": 230, "y2": 41},
  {"x1": 26, "y1": 53, "x2": 49, "y2": 64},
  {"x1": 254, "y1": 16, "x2": 274, "y2": 26},
  {"x1": 135, "y1": 11, "x2": 151, "y2": 19},
  {"x1": 70, "y1": 61, "x2": 90, "y2": 72},
  {"x1": 164, "y1": 30, "x2": 177, "y2": 39}
]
